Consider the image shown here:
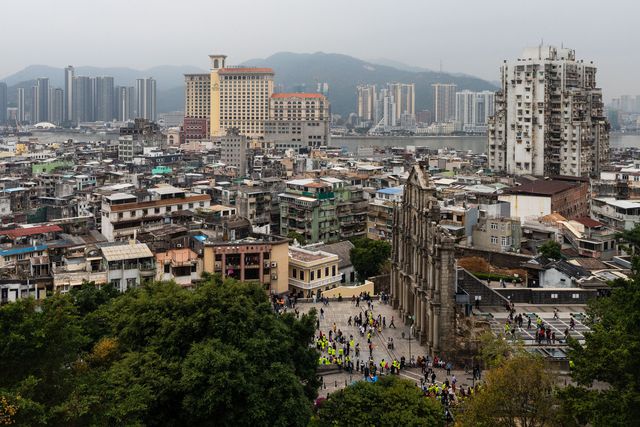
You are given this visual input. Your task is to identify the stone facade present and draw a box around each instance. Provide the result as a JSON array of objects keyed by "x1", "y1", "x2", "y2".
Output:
[{"x1": 391, "y1": 163, "x2": 457, "y2": 355}]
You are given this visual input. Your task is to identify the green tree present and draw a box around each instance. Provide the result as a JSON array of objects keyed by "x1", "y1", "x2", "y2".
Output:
[
  {"x1": 350, "y1": 238, "x2": 392, "y2": 281},
  {"x1": 558, "y1": 268, "x2": 640, "y2": 426},
  {"x1": 287, "y1": 231, "x2": 307, "y2": 246},
  {"x1": 457, "y1": 354, "x2": 560, "y2": 427},
  {"x1": 0, "y1": 279, "x2": 320, "y2": 426},
  {"x1": 313, "y1": 376, "x2": 443, "y2": 427},
  {"x1": 538, "y1": 240, "x2": 563, "y2": 260}
]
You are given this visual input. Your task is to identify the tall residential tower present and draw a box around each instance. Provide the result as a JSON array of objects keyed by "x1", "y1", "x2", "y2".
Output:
[{"x1": 487, "y1": 46, "x2": 609, "y2": 177}]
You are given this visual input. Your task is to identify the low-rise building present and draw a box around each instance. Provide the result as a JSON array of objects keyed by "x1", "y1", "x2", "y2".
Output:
[
  {"x1": 499, "y1": 179, "x2": 589, "y2": 221},
  {"x1": 155, "y1": 248, "x2": 202, "y2": 287},
  {"x1": 279, "y1": 178, "x2": 339, "y2": 244},
  {"x1": 100, "y1": 185, "x2": 211, "y2": 241},
  {"x1": 366, "y1": 186, "x2": 403, "y2": 241},
  {"x1": 471, "y1": 216, "x2": 521, "y2": 252},
  {"x1": 591, "y1": 197, "x2": 640, "y2": 232},
  {"x1": 202, "y1": 234, "x2": 289, "y2": 294},
  {"x1": 102, "y1": 242, "x2": 155, "y2": 292},
  {"x1": 288, "y1": 246, "x2": 342, "y2": 298},
  {"x1": 560, "y1": 217, "x2": 617, "y2": 260}
]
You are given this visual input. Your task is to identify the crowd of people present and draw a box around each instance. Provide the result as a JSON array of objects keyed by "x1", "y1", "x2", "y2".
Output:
[{"x1": 502, "y1": 309, "x2": 576, "y2": 344}]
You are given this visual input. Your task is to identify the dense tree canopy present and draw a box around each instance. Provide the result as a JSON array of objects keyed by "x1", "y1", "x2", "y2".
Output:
[
  {"x1": 457, "y1": 354, "x2": 559, "y2": 427},
  {"x1": 313, "y1": 376, "x2": 443, "y2": 427},
  {"x1": 350, "y1": 238, "x2": 391, "y2": 281},
  {"x1": 558, "y1": 264, "x2": 640, "y2": 426},
  {"x1": 0, "y1": 278, "x2": 319, "y2": 426}
]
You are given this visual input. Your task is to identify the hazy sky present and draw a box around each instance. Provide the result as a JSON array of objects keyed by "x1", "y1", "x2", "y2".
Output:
[{"x1": 2, "y1": 0, "x2": 637, "y2": 99}]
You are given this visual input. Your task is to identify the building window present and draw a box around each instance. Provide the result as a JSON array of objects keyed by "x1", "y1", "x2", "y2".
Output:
[
  {"x1": 551, "y1": 293, "x2": 558, "y2": 299},
  {"x1": 501, "y1": 236, "x2": 509, "y2": 246},
  {"x1": 126, "y1": 278, "x2": 137, "y2": 289},
  {"x1": 491, "y1": 236, "x2": 498, "y2": 244},
  {"x1": 572, "y1": 294, "x2": 580, "y2": 299},
  {"x1": 310, "y1": 271, "x2": 315, "y2": 281},
  {"x1": 300, "y1": 271, "x2": 304, "y2": 281},
  {"x1": 325, "y1": 267, "x2": 329, "y2": 276},
  {"x1": 292, "y1": 268, "x2": 297, "y2": 279},
  {"x1": 317, "y1": 269, "x2": 321, "y2": 279},
  {"x1": 332, "y1": 265, "x2": 336, "y2": 276},
  {"x1": 164, "y1": 264, "x2": 170, "y2": 273},
  {"x1": 490, "y1": 223, "x2": 498, "y2": 230}
]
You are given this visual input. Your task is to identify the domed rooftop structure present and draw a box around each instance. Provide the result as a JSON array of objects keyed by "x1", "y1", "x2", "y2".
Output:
[{"x1": 33, "y1": 122, "x2": 57, "y2": 129}]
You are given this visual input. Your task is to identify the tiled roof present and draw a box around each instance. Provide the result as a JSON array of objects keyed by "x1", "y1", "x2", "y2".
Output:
[
  {"x1": 101, "y1": 243, "x2": 153, "y2": 262},
  {"x1": 2, "y1": 225, "x2": 62, "y2": 238},
  {"x1": 109, "y1": 194, "x2": 210, "y2": 212}
]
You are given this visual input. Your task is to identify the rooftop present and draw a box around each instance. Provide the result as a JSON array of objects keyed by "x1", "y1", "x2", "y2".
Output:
[
  {"x1": 271, "y1": 93, "x2": 324, "y2": 99},
  {"x1": 289, "y1": 246, "x2": 336, "y2": 263},
  {"x1": 506, "y1": 180, "x2": 576, "y2": 196},
  {"x1": 1, "y1": 225, "x2": 62, "y2": 238},
  {"x1": 101, "y1": 243, "x2": 153, "y2": 262}
]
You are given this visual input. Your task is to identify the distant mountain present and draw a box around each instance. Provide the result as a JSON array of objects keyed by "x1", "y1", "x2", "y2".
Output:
[
  {"x1": 367, "y1": 58, "x2": 433, "y2": 73},
  {"x1": 242, "y1": 52, "x2": 498, "y2": 116},
  {"x1": 1, "y1": 54, "x2": 497, "y2": 116}
]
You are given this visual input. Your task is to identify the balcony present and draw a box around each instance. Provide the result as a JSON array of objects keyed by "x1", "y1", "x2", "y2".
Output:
[{"x1": 289, "y1": 274, "x2": 343, "y2": 290}]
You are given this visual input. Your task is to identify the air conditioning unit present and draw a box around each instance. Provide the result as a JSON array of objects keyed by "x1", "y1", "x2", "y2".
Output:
[
  {"x1": 271, "y1": 273, "x2": 278, "y2": 280},
  {"x1": 264, "y1": 261, "x2": 270, "y2": 268},
  {"x1": 271, "y1": 261, "x2": 277, "y2": 268},
  {"x1": 176, "y1": 244, "x2": 183, "y2": 248}
]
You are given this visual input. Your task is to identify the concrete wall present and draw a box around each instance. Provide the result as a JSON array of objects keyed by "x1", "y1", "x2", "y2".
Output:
[
  {"x1": 499, "y1": 194, "x2": 551, "y2": 220},
  {"x1": 322, "y1": 280, "x2": 374, "y2": 298},
  {"x1": 455, "y1": 245, "x2": 532, "y2": 270},
  {"x1": 457, "y1": 269, "x2": 510, "y2": 307}
]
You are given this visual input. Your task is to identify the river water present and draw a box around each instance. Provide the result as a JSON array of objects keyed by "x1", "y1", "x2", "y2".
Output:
[
  {"x1": 332, "y1": 133, "x2": 640, "y2": 154},
  {"x1": 7, "y1": 131, "x2": 640, "y2": 156}
]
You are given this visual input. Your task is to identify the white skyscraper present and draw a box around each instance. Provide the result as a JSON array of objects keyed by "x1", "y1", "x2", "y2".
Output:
[
  {"x1": 64, "y1": 66, "x2": 74, "y2": 123},
  {"x1": 356, "y1": 85, "x2": 377, "y2": 123},
  {"x1": 488, "y1": 46, "x2": 609, "y2": 177},
  {"x1": 16, "y1": 88, "x2": 25, "y2": 123},
  {"x1": 136, "y1": 78, "x2": 156, "y2": 121},
  {"x1": 432, "y1": 83, "x2": 457, "y2": 123}
]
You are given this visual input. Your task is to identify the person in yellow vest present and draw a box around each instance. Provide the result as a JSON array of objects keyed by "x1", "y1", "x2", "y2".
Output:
[
  {"x1": 380, "y1": 359, "x2": 386, "y2": 374},
  {"x1": 569, "y1": 360, "x2": 575, "y2": 370}
]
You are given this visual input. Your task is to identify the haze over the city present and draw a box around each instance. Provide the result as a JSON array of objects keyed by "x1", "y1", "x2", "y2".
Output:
[{"x1": 1, "y1": 0, "x2": 638, "y2": 99}]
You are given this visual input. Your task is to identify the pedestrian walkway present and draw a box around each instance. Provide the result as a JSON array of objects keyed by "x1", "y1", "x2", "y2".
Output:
[{"x1": 297, "y1": 299, "x2": 476, "y2": 397}]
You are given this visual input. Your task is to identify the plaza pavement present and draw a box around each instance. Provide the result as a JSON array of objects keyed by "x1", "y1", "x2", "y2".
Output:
[{"x1": 296, "y1": 299, "x2": 478, "y2": 398}]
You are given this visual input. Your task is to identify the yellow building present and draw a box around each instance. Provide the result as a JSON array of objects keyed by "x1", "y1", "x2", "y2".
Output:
[
  {"x1": 208, "y1": 54, "x2": 274, "y2": 138},
  {"x1": 288, "y1": 246, "x2": 342, "y2": 298},
  {"x1": 202, "y1": 234, "x2": 289, "y2": 294},
  {"x1": 184, "y1": 73, "x2": 211, "y2": 120}
]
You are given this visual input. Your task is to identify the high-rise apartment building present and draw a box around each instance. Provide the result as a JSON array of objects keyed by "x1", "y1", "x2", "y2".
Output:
[
  {"x1": 378, "y1": 88, "x2": 397, "y2": 128},
  {"x1": 0, "y1": 82, "x2": 6, "y2": 125},
  {"x1": 16, "y1": 88, "x2": 25, "y2": 124},
  {"x1": 356, "y1": 85, "x2": 377, "y2": 123},
  {"x1": 116, "y1": 86, "x2": 135, "y2": 121},
  {"x1": 432, "y1": 83, "x2": 456, "y2": 123},
  {"x1": 33, "y1": 78, "x2": 50, "y2": 123},
  {"x1": 73, "y1": 76, "x2": 95, "y2": 123},
  {"x1": 208, "y1": 55, "x2": 274, "y2": 138},
  {"x1": 48, "y1": 87, "x2": 64, "y2": 125},
  {"x1": 184, "y1": 74, "x2": 211, "y2": 121},
  {"x1": 264, "y1": 93, "x2": 330, "y2": 149},
  {"x1": 455, "y1": 90, "x2": 496, "y2": 128},
  {"x1": 389, "y1": 83, "x2": 415, "y2": 121},
  {"x1": 220, "y1": 130, "x2": 250, "y2": 177},
  {"x1": 64, "y1": 66, "x2": 74, "y2": 123},
  {"x1": 488, "y1": 46, "x2": 609, "y2": 177},
  {"x1": 136, "y1": 78, "x2": 156, "y2": 121},
  {"x1": 95, "y1": 77, "x2": 115, "y2": 122}
]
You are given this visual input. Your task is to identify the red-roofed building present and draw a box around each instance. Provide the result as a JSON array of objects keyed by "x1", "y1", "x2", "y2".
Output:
[{"x1": 1, "y1": 225, "x2": 62, "y2": 242}]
